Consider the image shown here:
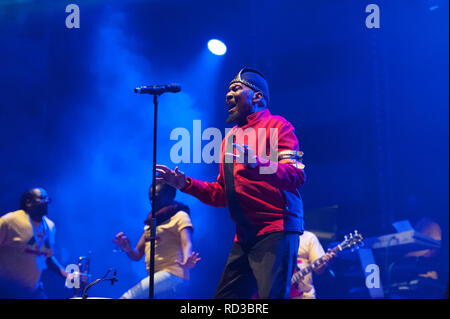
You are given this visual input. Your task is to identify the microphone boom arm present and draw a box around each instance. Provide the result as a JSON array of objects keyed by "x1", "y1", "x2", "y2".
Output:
[{"x1": 81, "y1": 269, "x2": 118, "y2": 299}]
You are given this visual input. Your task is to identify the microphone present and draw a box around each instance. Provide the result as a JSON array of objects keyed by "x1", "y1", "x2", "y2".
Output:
[
  {"x1": 111, "y1": 269, "x2": 118, "y2": 285},
  {"x1": 134, "y1": 83, "x2": 181, "y2": 95}
]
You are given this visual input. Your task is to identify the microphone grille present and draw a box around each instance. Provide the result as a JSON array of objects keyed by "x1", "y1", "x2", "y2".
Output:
[{"x1": 169, "y1": 83, "x2": 181, "y2": 92}]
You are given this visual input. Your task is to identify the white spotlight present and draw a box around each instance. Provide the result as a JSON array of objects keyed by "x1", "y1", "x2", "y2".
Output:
[{"x1": 207, "y1": 39, "x2": 227, "y2": 55}]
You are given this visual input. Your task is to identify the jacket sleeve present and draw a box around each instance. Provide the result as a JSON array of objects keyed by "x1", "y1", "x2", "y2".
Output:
[
  {"x1": 181, "y1": 172, "x2": 227, "y2": 207},
  {"x1": 250, "y1": 122, "x2": 306, "y2": 193}
]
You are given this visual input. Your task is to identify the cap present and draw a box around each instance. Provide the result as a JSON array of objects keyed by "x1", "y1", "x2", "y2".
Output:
[{"x1": 229, "y1": 67, "x2": 270, "y2": 105}]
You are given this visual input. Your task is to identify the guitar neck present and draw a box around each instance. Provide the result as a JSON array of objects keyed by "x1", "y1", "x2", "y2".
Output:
[{"x1": 291, "y1": 244, "x2": 341, "y2": 284}]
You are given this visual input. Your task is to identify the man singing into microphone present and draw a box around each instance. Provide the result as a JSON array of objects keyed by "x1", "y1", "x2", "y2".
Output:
[{"x1": 156, "y1": 68, "x2": 305, "y2": 298}]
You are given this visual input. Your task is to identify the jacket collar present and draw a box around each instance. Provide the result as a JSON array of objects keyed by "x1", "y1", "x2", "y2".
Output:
[{"x1": 241, "y1": 108, "x2": 270, "y2": 128}]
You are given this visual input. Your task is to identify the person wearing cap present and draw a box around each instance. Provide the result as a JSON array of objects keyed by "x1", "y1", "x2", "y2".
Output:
[
  {"x1": 156, "y1": 68, "x2": 305, "y2": 298},
  {"x1": 0, "y1": 188, "x2": 69, "y2": 298}
]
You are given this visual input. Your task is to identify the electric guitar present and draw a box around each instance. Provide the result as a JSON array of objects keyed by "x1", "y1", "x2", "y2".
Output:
[{"x1": 290, "y1": 230, "x2": 364, "y2": 297}]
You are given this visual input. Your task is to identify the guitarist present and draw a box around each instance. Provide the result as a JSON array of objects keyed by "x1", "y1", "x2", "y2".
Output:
[{"x1": 290, "y1": 231, "x2": 336, "y2": 299}]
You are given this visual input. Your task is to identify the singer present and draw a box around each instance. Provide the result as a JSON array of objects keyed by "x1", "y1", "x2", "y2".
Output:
[{"x1": 156, "y1": 68, "x2": 306, "y2": 299}]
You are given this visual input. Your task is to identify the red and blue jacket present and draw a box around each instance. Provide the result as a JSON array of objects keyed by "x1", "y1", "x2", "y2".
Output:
[{"x1": 182, "y1": 109, "x2": 306, "y2": 243}]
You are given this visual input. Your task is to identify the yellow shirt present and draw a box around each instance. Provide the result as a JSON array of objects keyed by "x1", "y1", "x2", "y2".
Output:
[
  {"x1": 144, "y1": 211, "x2": 193, "y2": 281},
  {"x1": 0, "y1": 210, "x2": 55, "y2": 290}
]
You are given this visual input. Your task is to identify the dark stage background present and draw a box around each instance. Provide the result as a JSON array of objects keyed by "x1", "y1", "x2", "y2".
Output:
[{"x1": 0, "y1": 0, "x2": 448, "y2": 298}]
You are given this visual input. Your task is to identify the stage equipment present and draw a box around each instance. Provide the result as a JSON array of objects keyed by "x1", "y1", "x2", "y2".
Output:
[{"x1": 134, "y1": 83, "x2": 181, "y2": 299}]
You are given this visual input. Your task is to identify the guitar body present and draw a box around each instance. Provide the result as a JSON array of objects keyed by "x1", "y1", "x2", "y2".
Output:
[
  {"x1": 289, "y1": 270, "x2": 303, "y2": 298},
  {"x1": 290, "y1": 265, "x2": 314, "y2": 298}
]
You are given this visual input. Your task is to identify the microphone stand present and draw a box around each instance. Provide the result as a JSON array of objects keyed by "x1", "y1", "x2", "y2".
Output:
[
  {"x1": 148, "y1": 93, "x2": 159, "y2": 299},
  {"x1": 82, "y1": 269, "x2": 118, "y2": 299},
  {"x1": 135, "y1": 85, "x2": 179, "y2": 299}
]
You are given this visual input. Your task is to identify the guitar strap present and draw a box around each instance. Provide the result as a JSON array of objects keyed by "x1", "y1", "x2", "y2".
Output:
[{"x1": 223, "y1": 130, "x2": 256, "y2": 243}]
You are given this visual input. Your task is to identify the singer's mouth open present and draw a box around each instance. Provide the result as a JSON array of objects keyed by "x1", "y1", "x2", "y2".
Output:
[{"x1": 227, "y1": 101, "x2": 237, "y2": 112}]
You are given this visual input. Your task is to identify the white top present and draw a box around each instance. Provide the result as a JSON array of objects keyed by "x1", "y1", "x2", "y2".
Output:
[{"x1": 294, "y1": 230, "x2": 326, "y2": 299}]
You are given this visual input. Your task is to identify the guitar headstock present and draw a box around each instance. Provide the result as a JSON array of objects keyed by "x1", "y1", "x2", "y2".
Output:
[{"x1": 339, "y1": 230, "x2": 364, "y2": 252}]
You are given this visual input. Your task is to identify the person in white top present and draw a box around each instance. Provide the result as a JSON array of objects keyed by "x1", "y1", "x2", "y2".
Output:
[{"x1": 291, "y1": 230, "x2": 335, "y2": 299}]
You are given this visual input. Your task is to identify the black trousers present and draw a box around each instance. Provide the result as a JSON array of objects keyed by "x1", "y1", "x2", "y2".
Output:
[{"x1": 214, "y1": 231, "x2": 299, "y2": 299}]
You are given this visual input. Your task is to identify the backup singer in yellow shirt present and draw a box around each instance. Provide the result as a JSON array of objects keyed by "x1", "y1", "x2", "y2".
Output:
[
  {"x1": 0, "y1": 188, "x2": 68, "y2": 298},
  {"x1": 114, "y1": 181, "x2": 200, "y2": 299}
]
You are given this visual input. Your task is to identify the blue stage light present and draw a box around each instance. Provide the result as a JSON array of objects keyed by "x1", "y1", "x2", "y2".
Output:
[{"x1": 207, "y1": 39, "x2": 227, "y2": 55}]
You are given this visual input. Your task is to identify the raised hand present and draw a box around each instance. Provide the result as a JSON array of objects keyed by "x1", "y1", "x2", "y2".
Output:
[
  {"x1": 224, "y1": 144, "x2": 258, "y2": 168},
  {"x1": 113, "y1": 232, "x2": 132, "y2": 253},
  {"x1": 175, "y1": 252, "x2": 201, "y2": 269},
  {"x1": 155, "y1": 165, "x2": 188, "y2": 189}
]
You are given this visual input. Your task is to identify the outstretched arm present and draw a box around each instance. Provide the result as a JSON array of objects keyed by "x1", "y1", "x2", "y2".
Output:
[
  {"x1": 113, "y1": 232, "x2": 145, "y2": 261},
  {"x1": 175, "y1": 227, "x2": 201, "y2": 269},
  {"x1": 155, "y1": 165, "x2": 189, "y2": 190},
  {"x1": 46, "y1": 256, "x2": 68, "y2": 278},
  {"x1": 156, "y1": 165, "x2": 227, "y2": 207}
]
